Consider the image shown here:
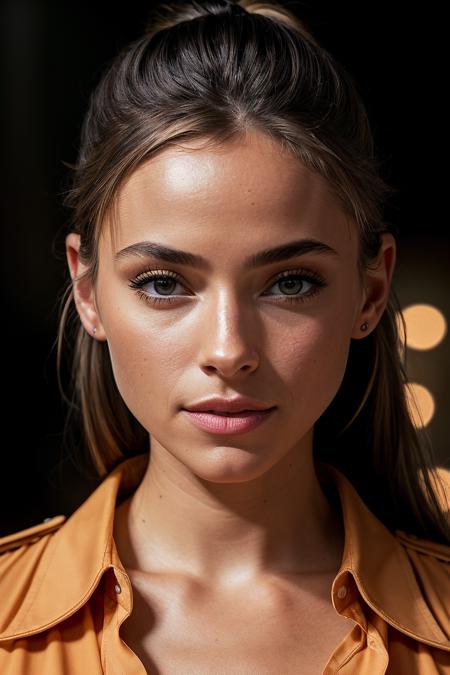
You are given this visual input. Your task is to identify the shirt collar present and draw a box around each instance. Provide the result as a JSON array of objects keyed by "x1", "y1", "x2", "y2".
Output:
[{"x1": 1, "y1": 453, "x2": 449, "y2": 650}]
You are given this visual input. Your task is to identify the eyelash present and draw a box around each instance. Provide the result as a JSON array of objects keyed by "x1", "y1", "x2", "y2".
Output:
[{"x1": 128, "y1": 267, "x2": 328, "y2": 307}]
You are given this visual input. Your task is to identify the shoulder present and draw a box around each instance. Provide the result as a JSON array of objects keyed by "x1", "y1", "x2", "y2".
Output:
[
  {"x1": 396, "y1": 464, "x2": 450, "y2": 608},
  {"x1": 395, "y1": 528, "x2": 450, "y2": 564},
  {"x1": 0, "y1": 516, "x2": 66, "y2": 635},
  {"x1": 0, "y1": 472, "x2": 122, "y2": 643},
  {"x1": 0, "y1": 515, "x2": 66, "y2": 556},
  {"x1": 394, "y1": 528, "x2": 450, "y2": 644}
]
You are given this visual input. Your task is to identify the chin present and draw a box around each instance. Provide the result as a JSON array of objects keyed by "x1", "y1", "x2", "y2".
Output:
[{"x1": 185, "y1": 445, "x2": 283, "y2": 484}]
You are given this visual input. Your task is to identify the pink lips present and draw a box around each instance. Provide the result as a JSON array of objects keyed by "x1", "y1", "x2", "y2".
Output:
[{"x1": 182, "y1": 408, "x2": 276, "y2": 434}]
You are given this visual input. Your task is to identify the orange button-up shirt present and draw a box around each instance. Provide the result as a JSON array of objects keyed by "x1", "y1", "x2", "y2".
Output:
[{"x1": 0, "y1": 453, "x2": 449, "y2": 674}]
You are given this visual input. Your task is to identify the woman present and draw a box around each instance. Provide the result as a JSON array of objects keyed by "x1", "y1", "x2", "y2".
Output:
[{"x1": 0, "y1": 1, "x2": 449, "y2": 673}]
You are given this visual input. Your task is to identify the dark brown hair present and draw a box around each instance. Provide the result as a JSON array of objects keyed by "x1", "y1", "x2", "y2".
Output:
[{"x1": 56, "y1": 0, "x2": 450, "y2": 544}]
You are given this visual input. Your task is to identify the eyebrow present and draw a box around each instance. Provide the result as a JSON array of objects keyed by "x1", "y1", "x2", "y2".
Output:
[{"x1": 114, "y1": 238, "x2": 339, "y2": 269}]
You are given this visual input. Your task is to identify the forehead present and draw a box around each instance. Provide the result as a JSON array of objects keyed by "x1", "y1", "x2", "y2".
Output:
[{"x1": 103, "y1": 132, "x2": 356, "y2": 259}]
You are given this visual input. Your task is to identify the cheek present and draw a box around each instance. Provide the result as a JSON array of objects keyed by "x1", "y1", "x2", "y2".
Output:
[
  {"x1": 276, "y1": 315, "x2": 352, "y2": 420},
  {"x1": 101, "y1": 302, "x2": 187, "y2": 428}
]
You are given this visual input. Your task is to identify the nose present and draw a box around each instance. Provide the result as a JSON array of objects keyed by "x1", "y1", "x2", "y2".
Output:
[{"x1": 198, "y1": 289, "x2": 260, "y2": 378}]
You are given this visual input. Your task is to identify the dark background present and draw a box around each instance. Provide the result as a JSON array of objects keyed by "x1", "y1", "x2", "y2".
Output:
[{"x1": 1, "y1": 0, "x2": 449, "y2": 534}]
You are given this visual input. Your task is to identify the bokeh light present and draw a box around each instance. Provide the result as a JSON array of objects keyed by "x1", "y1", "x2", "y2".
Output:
[
  {"x1": 400, "y1": 303, "x2": 447, "y2": 350},
  {"x1": 404, "y1": 382, "x2": 435, "y2": 428}
]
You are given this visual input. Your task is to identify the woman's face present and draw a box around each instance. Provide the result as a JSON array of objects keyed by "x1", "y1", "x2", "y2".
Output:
[{"x1": 73, "y1": 131, "x2": 369, "y2": 482}]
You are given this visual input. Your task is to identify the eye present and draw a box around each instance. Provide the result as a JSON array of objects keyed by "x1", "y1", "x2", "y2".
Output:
[
  {"x1": 263, "y1": 269, "x2": 328, "y2": 304},
  {"x1": 128, "y1": 269, "x2": 187, "y2": 305}
]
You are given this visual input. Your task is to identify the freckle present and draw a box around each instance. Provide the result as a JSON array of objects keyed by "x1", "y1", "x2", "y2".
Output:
[
  {"x1": 141, "y1": 519, "x2": 146, "y2": 523},
  {"x1": 159, "y1": 494, "x2": 162, "y2": 499}
]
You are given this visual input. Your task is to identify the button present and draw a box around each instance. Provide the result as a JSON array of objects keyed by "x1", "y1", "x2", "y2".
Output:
[
  {"x1": 114, "y1": 583, "x2": 122, "y2": 594},
  {"x1": 337, "y1": 585, "x2": 348, "y2": 599}
]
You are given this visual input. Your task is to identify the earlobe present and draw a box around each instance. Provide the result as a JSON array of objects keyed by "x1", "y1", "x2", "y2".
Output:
[
  {"x1": 352, "y1": 232, "x2": 397, "y2": 339},
  {"x1": 65, "y1": 232, "x2": 106, "y2": 341}
]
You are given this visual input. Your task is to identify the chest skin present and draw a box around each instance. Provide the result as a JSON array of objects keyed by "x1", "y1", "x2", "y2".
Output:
[{"x1": 119, "y1": 569, "x2": 354, "y2": 674}]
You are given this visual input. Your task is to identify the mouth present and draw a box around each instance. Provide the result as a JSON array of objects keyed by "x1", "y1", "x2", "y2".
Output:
[
  {"x1": 183, "y1": 407, "x2": 276, "y2": 416},
  {"x1": 181, "y1": 406, "x2": 277, "y2": 434},
  {"x1": 204, "y1": 410, "x2": 263, "y2": 416}
]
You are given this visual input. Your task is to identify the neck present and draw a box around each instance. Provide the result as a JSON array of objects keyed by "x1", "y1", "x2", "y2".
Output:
[{"x1": 113, "y1": 433, "x2": 344, "y2": 588}]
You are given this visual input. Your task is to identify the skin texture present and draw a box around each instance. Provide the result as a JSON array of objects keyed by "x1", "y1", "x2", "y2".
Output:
[{"x1": 66, "y1": 130, "x2": 396, "y2": 669}]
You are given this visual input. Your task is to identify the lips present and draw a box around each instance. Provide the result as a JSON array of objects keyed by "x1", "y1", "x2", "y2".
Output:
[
  {"x1": 206, "y1": 408, "x2": 252, "y2": 412},
  {"x1": 183, "y1": 396, "x2": 275, "y2": 414},
  {"x1": 204, "y1": 410, "x2": 263, "y2": 416},
  {"x1": 183, "y1": 407, "x2": 276, "y2": 434}
]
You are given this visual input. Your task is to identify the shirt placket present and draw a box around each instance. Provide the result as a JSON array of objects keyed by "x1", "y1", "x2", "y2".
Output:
[
  {"x1": 323, "y1": 570, "x2": 389, "y2": 673},
  {"x1": 101, "y1": 566, "x2": 148, "y2": 675}
]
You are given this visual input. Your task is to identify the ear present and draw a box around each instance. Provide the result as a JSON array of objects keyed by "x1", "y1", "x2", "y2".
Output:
[
  {"x1": 65, "y1": 232, "x2": 107, "y2": 341},
  {"x1": 351, "y1": 232, "x2": 397, "y2": 339}
]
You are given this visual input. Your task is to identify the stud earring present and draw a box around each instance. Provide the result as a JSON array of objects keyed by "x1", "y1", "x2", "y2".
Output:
[
  {"x1": 360, "y1": 321, "x2": 368, "y2": 332},
  {"x1": 92, "y1": 326, "x2": 97, "y2": 336}
]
